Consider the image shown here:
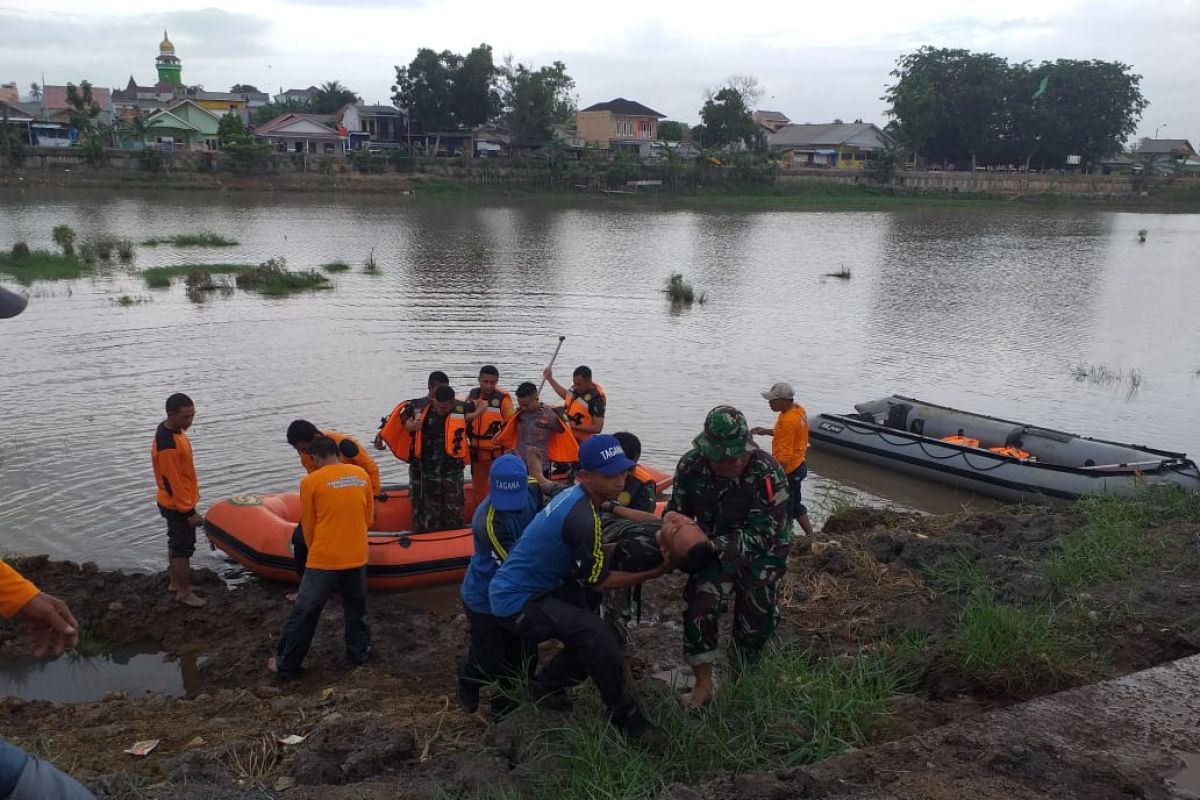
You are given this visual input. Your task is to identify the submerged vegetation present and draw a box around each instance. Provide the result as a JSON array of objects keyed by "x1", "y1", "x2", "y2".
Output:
[
  {"x1": 363, "y1": 248, "x2": 380, "y2": 274},
  {"x1": 1070, "y1": 362, "x2": 1144, "y2": 394},
  {"x1": 234, "y1": 257, "x2": 330, "y2": 296},
  {"x1": 142, "y1": 264, "x2": 249, "y2": 288},
  {"x1": 140, "y1": 232, "x2": 239, "y2": 247},
  {"x1": 321, "y1": 260, "x2": 351, "y2": 272},
  {"x1": 825, "y1": 266, "x2": 852, "y2": 280},
  {"x1": 0, "y1": 248, "x2": 90, "y2": 283},
  {"x1": 664, "y1": 272, "x2": 705, "y2": 305}
]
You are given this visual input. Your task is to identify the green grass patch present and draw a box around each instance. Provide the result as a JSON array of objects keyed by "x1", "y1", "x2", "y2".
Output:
[
  {"x1": 465, "y1": 641, "x2": 918, "y2": 799},
  {"x1": 1042, "y1": 488, "x2": 1200, "y2": 588},
  {"x1": 234, "y1": 258, "x2": 330, "y2": 296},
  {"x1": 945, "y1": 594, "x2": 1075, "y2": 694},
  {"x1": 140, "y1": 232, "x2": 239, "y2": 247},
  {"x1": 321, "y1": 260, "x2": 351, "y2": 272},
  {"x1": 0, "y1": 249, "x2": 90, "y2": 284},
  {"x1": 924, "y1": 552, "x2": 992, "y2": 597},
  {"x1": 142, "y1": 264, "x2": 249, "y2": 288}
]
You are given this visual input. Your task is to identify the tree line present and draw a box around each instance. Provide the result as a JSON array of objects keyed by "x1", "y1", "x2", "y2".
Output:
[{"x1": 884, "y1": 47, "x2": 1148, "y2": 170}]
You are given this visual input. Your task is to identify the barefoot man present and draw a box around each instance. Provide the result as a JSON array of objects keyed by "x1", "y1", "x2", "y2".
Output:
[
  {"x1": 666, "y1": 405, "x2": 792, "y2": 708},
  {"x1": 152, "y1": 392, "x2": 207, "y2": 607}
]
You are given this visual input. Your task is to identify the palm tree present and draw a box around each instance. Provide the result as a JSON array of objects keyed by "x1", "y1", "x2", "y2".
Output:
[
  {"x1": 310, "y1": 81, "x2": 359, "y2": 114},
  {"x1": 29, "y1": 82, "x2": 41, "y2": 101}
]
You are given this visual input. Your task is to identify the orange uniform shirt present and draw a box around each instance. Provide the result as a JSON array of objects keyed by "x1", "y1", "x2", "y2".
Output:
[
  {"x1": 299, "y1": 463, "x2": 374, "y2": 571},
  {"x1": 0, "y1": 560, "x2": 39, "y2": 618},
  {"x1": 772, "y1": 404, "x2": 809, "y2": 474},
  {"x1": 152, "y1": 423, "x2": 199, "y2": 513},
  {"x1": 298, "y1": 430, "x2": 382, "y2": 495}
]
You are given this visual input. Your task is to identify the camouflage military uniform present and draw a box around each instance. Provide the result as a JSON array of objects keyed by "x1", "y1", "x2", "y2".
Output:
[
  {"x1": 666, "y1": 406, "x2": 792, "y2": 666},
  {"x1": 414, "y1": 409, "x2": 466, "y2": 532}
]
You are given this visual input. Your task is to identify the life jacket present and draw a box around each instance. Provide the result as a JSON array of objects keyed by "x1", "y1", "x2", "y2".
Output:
[
  {"x1": 413, "y1": 402, "x2": 472, "y2": 465},
  {"x1": 377, "y1": 398, "x2": 425, "y2": 461},
  {"x1": 941, "y1": 435, "x2": 981, "y2": 449},
  {"x1": 468, "y1": 387, "x2": 514, "y2": 455},
  {"x1": 298, "y1": 430, "x2": 381, "y2": 495},
  {"x1": 563, "y1": 382, "x2": 606, "y2": 442},
  {"x1": 494, "y1": 405, "x2": 580, "y2": 464},
  {"x1": 633, "y1": 464, "x2": 657, "y2": 489},
  {"x1": 988, "y1": 446, "x2": 1032, "y2": 460}
]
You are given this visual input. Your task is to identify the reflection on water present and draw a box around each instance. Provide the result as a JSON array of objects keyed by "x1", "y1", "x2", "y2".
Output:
[
  {"x1": 0, "y1": 644, "x2": 195, "y2": 702},
  {"x1": 0, "y1": 191, "x2": 1197, "y2": 572}
]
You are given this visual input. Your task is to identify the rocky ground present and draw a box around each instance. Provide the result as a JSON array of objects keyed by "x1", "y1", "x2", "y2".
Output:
[{"x1": 1, "y1": 493, "x2": 1198, "y2": 799}]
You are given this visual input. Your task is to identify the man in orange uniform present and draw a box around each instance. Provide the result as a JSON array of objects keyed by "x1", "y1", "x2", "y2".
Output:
[
  {"x1": 751, "y1": 382, "x2": 815, "y2": 536},
  {"x1": 271, "y1": 436, "x2": 374, "y2": 680},
  {"x1": 543, "y1": 365, "x2": 606, "y2": 442},
  {"x1": 152, "y1": 392, "x2": 207, "y2": 607},
  {"x1": 466, "y1": 365, "x2": 515, "y2": 506},
  {"x1": 286, "y1": 420, "x2": 382, "y2": 496}
]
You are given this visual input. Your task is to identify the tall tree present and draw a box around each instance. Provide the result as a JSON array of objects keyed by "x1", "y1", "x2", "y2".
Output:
[
  {"x1": 230, "y1": 84, "x2": 260, "y2": 94},
  {"x1": 393, "y1": 49, "x2": 459, "y2": 134},
  {"x1": 310, "y1": 81, "x2": 359, "y2": 114},
  {"x1": 218, "y1": 113, "x2": 252, "y2": 147},
  {"x1": 500, "y1": 57, "x2": 575, "y2": 143},
  {"x1": 28, "y1": 82, "x2": 41, "y2": 101},
  {"x1": 452, "y1": 44, "x2": 501, "y2": 128},
  {"x1": 253, "y1": 97, "x2": 309, "y2": 126},
  {"x1": 657, "y1": 120, "x2": 686, "y2": 142},
  {"x1": 65, "y1": 81, "x2": 101, "y2": 133},
  {"x1": 698, "y1": 86, "x2": 761, "y2": 150}
]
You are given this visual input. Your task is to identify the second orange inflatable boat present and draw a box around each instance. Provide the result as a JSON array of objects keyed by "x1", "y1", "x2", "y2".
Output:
[{"x1": 203, "y1": 468, "x2": 673, "y2": 592}]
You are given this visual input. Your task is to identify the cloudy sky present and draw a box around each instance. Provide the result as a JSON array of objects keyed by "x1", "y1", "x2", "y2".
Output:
[{"x1": 1, "y1": 0, "x2": 1195, "y2": 141}]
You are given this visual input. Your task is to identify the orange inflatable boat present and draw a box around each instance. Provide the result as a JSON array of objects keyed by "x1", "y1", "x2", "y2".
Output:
[{"x1": 203, "y1": 468, "x2": 674, "y2": 592}]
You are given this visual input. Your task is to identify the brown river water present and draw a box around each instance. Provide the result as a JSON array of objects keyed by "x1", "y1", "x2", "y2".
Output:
[{"x1": 1, "y1": 190, "x2": 1197, "y2": 573}]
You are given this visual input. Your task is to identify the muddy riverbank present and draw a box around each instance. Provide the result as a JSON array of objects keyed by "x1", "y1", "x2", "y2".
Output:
[{"x1": 1, "y1": 490, "x2": 1198, "y2": 799}]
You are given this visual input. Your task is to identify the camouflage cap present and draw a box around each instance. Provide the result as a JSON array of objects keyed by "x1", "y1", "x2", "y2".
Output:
[{"x1": 693, "y1": 405, "x2": 756, "y2": 460}]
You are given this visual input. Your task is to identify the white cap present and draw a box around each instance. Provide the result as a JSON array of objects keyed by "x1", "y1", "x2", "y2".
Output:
[{"x1": 761, "y1": 382, "x2": 794, "y2": 401}]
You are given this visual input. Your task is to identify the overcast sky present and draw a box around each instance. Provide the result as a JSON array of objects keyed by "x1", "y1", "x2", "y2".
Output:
[{"x1": 1, "y1": 0, "x2": 1195, "y2": 141}]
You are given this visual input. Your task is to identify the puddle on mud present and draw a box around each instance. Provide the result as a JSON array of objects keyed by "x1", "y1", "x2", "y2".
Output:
[
  {"x1": 0, "y1": 644, "x2": 202, "y2": 703},
  {"x1": 1168, "y1": 752, "x2": 1200, "y2": 799}
]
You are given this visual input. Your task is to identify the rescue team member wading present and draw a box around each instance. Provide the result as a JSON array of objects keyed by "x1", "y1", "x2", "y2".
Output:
[
  {"x1": 457, "y1": 453, "x2": 542, "y2": 719},
  {"x1": 151, "y1": 392, "x2": 206, "y2": 608},
  {"x1": 467, "y1": 365, "x2": 515, "y2": 507},
  {"x1": 0, "y1": 282, "x2": 96, "y2": 800},
  {"x1": 494, "y1": 382, "x2": 579, "y2": 472},
  {"x1": 375, "y1": 371, "x2": 450, "y2": 516},
  {"x1": 667, "y1": 405, "x2": 793, "y2": 709},
  {"x1": 751, "y1": 382, "x2": 815, "y2": 537},
  {"x1": 488, "y1": 435, "x2": 673, "y2": 745},
  {"x1": 271, "y1": 436, "x2": 374, "y2": 681},
  {"x1": 543, "y1": 364, "x2": 606, "y2": 443}
]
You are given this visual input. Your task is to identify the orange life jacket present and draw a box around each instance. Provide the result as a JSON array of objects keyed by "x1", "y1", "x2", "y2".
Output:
[
  {"x1": 494, "y1": 406, "x2": 580, "y2": 464},
  {"x1": 413, "y1": 402, "x2": 472, "y2": 465},
  {"x1": 563, "y1": 382, "x2": 606, "y2": 442},
  {"x1": 988, "y1": 446, "x2": 1032, "y2": 460},
  {"x1": 378, "y1": 398, "x2": 425, "y2": 461},
  {"x1": 468, "y1": 387, "x2": 514, "y2": 455},
  {"x1": 941, "y1": 435, "x2": 981, "y2": 448},
  {"x1": 633, "y1": 464, "x2": 656, "y2": 488}
]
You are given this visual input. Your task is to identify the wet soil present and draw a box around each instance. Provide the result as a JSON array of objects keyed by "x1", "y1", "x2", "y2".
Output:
[{"x1": 2, "y1": 501, "x2": 1199, "y2": 799}]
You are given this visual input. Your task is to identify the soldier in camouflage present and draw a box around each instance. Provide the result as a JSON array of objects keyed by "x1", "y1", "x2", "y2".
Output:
[
  {"x1": 413, "y1": 386, "x2": 473, "y2": 532},
  {"x1": 666, "y1": 405, "x2": 792, "y2": 708}
]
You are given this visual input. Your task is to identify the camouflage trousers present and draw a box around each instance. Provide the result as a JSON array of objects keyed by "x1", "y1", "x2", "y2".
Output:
[
  {"x1": 413, "y1": 466, "x2": 465, "y2": 532},
  {"x1": 683, "y1": 545, "x2": 790, "y2": 666},
  {"x1": 601, "y1": 518, "x2": 664, "y2": 638}
]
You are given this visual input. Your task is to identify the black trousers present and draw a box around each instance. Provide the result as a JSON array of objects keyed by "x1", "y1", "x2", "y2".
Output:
[
  {"x1": 501, "y1": 590, "x2": 635, "y2": 719},
  {"x1": 459, "y1": 604, "x2": 536, "y2": 704},
  {"x1": 276, "y1": 566, "x2": 370, "y2": 679},
  {"x1": 291, "y1": 525, "x2": 307, "y2": 578}
]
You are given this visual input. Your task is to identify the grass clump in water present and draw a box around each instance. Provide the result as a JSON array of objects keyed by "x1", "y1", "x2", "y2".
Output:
[
  {"x1": 142, "y1": 264, "x2": 250, "y2": 288},
  {"x1": 0, "y1": 248, "x2": 89, "y2": 284},
  {"x1": 140, "y1": 232, "x2": 239, "y2": 247},
  {"x1": 52, "y1": 224, "x2": 76, "y2": 256},
  {"x1": 235, "y1": 257, "x2": 330, "y2": 296},
  {"x1": 664, "y1": 272, "x2": 694, "y2": 303},
  {"x1": 321, "y1": 260, "x2": 351, "y2": 273},
  {"x1": 825, "y1": 266, "x2": 852, "y2": 280},
  {"x1": 10, "y1": 242, "x2": 30, "y2": 259},
  {"x1": 110, "y1": 294, "x2": 149, "y2": 307},
  {"x1": 363, "y1": 248, "x2": 380, "y2": 274}
]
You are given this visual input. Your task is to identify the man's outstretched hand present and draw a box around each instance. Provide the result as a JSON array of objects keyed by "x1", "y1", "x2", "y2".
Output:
[{"x1": 18, "y1": 592, "x2": 80, "y2": 658}]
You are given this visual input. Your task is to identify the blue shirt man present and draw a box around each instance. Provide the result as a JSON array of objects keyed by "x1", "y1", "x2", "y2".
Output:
[
  {"x1": 488, "y1": 434, "x2": 673, "y2": 744},
  {"x1": 457, "y1": 453, "x2": 543, "y2": 718}
]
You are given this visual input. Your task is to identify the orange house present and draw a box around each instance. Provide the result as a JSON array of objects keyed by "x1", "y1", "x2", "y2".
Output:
[{"x1": 576, "y1": 98, "x2": 664, "y2": 150}]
